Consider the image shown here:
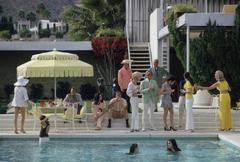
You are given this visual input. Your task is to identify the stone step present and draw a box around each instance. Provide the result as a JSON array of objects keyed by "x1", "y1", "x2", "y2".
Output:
[
  {"x1": 130, "y1": 52, "x2": 149, "y2": 55},
  {"x1": 130, "y1": 43, "x2": 148, "y2": 47},
  {"x1": 1, "y1": 111, "x2": 240, "y2": 131},
  {"x1": 132, "y1": 60, "x2": 150, "y2": 63}
]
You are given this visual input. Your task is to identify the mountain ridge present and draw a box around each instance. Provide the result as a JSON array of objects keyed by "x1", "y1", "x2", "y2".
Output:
[{"x1": 0, "y1": 0, "x2": 78, "y2": 21}]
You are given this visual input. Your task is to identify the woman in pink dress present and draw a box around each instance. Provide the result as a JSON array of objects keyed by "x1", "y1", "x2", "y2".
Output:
[{"x1": 92, "y1": 93, "x2": 105, "y2": 130}]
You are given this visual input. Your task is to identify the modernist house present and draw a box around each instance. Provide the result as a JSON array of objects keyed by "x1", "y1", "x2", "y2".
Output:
[
  {"x1": 0, "y1": 0, "x2": 238, "y2": 100},
  {"x1": 125, "y1": 0, "x2": 237, "y2": 77}
]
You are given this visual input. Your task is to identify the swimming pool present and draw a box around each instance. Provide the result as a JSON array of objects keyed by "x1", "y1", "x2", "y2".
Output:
[{"x1": 0, "y1": 137, "x2": 240, "y2": 162}]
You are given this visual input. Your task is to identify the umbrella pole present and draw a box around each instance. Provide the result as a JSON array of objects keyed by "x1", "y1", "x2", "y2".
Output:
[
  {"x1": 54, "y1": 77, "x2": 57, "y2": 99},
  {"x1": 54, "y1": 77, "x2": 57, "y2": 131}
]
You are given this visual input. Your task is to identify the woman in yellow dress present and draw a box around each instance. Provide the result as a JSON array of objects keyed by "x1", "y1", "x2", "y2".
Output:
[{"x1": 199, "y1": 70, "x2": 232, "y2": 131}]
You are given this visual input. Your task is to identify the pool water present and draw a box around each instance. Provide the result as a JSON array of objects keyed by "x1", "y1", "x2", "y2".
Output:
[{"x1": 0, "y1": 137, "x2": 240, "y2": 162}]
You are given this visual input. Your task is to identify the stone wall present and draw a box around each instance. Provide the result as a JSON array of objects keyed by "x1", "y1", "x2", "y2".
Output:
[{"x1": 0, "y1": 50, "x2": 99, "y2": 100}]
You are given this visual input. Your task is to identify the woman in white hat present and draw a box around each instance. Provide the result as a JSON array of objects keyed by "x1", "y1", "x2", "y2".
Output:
[{"x1": 11, "y1": 76, "x2": 29, "y2": 134}]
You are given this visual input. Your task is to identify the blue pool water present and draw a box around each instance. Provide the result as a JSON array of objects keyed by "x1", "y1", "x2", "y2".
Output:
[{"x1": 0, "y1": 137, "x2": 240, "y2": 162}]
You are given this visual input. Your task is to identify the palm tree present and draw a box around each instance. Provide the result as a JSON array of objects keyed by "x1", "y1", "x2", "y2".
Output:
[{"x1": 63, "y1": 0, "x2": 125, "y2": 40}]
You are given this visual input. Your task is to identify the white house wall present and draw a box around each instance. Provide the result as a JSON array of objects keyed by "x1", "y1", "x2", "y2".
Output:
[{"x1": 150, "y1": 8, "x2": 161, "y2": 62}]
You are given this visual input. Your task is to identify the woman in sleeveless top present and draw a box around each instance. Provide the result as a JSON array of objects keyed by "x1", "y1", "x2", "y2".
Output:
[{"x1": 199, "y1": 70, "x2": 232, "y2": 131}]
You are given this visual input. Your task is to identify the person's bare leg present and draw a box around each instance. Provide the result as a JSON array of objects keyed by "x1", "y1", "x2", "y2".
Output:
[
  {"x1": 169, "y1": 108, "x2": 174, "y2": 127},
  {"x1": 20, "y1": 107, "x2": 26, "y2": 133},
  {"x1": 163, "y1": 108, "x2": 168, "y2": 128},
  {"x1": 124, "y1": 110, "x2": 130, "y2": 128},
  {"x1": 14, "y1": 108, "x2": 20, "y2": 134}
]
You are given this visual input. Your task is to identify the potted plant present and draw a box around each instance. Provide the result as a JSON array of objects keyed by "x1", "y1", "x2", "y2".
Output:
[{"x1": 165, "y1": 4, "x2": 197, "y2": 25}]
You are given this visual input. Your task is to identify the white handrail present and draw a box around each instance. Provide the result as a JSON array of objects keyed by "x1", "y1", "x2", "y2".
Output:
[
  {"x1": 148, "y1": 42, "x2": 153, "y2": 67},
  {"x1": 126, "y1": 27, "x2": 131, "y2": 61},
  {"x1": 125, "y1": 0, "x2": 131, "y2": 62}
]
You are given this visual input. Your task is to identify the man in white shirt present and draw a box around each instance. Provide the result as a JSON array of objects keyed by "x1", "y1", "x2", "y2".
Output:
[{"x1": 63, "y1": 87, "x2": 84, "y2": 114}]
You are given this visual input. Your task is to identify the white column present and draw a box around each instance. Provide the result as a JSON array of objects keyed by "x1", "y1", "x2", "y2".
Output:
[
  {"x1": 205, "y1": 0, "x2": 208, "y2": 13},
  {"x1": 186, "y1": 26, "x2": 190, "y2": 72}
]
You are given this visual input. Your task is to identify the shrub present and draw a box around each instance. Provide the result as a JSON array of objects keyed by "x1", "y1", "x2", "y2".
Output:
[
  {"x1": 190, "y1": 20, "x2": 240, "y2": 105},
  {"x1": 166, "y1": 4, "x2": 196, "y2": 25},
  {"x1": 0, "y1": 103, "x2": 7, "y2": 114},
  {"x1": 91, "y1": 37, "x2": 127, "y2": 99},
  {"x1": 4, "y1": 84, "x2": 14, "y2": 101},
  {"x1": 79, "y1": 83, "x2": 97, "y2": 100},
  {"x1": 55, "y1": 31, "x2": 64, "y2": 38},
  {"x1": 56, "y1": 81, "x2": 71, "y2": 99},
  {"x1": 38, "y1": 29, "x2": 51, "y2": 38},
  {"x1": 95, "y1": 27, "x2": 124, "y2": 37},
  {"x1": 29, "y1": 83, "x2": 44, "y2": 101},
  {"x1": 0, "y1": 30, "x2": 11, "y2": 40},
  {"x1": 19, "y1": 29, "x2": 32, "y2": 38}
]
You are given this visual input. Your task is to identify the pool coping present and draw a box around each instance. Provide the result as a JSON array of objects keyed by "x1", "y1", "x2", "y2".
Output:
[
  {"x1": 0, "y1": 131, "x2": 221, "y2": 139},
  {"x1": 1, "y1": 132, "x2": 240, "y2": 149},
  {"x1": 218, "y1": 133, "x2": 240, "y2": 148}
]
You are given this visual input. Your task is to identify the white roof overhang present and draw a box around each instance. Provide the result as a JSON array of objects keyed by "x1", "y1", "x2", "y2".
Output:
[{"x1": 158, "y1": 13, "x2": 235, "y2": 40}]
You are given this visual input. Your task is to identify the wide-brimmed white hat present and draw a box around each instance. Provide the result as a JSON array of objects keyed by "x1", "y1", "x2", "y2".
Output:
[
  {"x1": 14, "y1": 76, "x2": 29, "y2": 86},
  {"x1": 121, "y1": 59, "x2": 133, "y2": 64}
]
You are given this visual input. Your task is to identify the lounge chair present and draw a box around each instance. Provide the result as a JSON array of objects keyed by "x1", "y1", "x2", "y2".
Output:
[{"x1": 62, "y1": 104, "x2": 88, "y2": 130}]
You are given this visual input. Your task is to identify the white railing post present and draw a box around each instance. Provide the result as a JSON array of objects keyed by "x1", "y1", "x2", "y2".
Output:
[
  {"x1": 186, "y1": 25, "x2": 190, "y2": 72},
  {"x1": 125, "y1": 0, "x2": 131, "y2": 67},
  {"x1": 148, "y1": 42, "x2": 153, "y2": 67}
]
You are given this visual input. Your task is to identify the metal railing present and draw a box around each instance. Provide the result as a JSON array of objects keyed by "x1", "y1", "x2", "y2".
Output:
[
  {"x1": 148, "y1": 42, "x2": 153, "y2": 67},
  {"x1": 126, "y1": 27, "x2": 131, "y2": 61}
]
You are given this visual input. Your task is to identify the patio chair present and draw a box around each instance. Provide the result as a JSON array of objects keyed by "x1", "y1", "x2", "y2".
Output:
[
  {"x1": 62, "y1": 104, "x2": 88, "y2": 131},
  {"x1": 63, "y1": 106, "x2": 76, "y2": 130},
  {"x1": 75, "y1": 105, "x2": 89, "y2": 131},
  {"x1": 32, "y1": 103, "x2": 52, "y2": 131}
]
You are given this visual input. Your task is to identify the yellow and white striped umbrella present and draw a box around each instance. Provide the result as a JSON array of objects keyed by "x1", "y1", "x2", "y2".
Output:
[{"x1": 17, "y1": 49, "x2": 94, "y2": 98}]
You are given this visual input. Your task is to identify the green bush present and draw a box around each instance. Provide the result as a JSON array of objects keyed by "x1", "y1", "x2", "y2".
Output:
[
  {"x1": 19, "y1": 29, "x2": 32, "y2": 38},
  {"x1": 38, "y1": 29, "x2": 51, "y2": 38},
  {"x1": 30, "y1": 83, "x2": 44, "y2": 101},
  {"x1": 0, "y1": 30, "x2": 11, "y2": 40},
  {"x1": 0, "y1": 103, "x2": 8, "y2": 114},
  {"x1": 4, "y1": 84, "x2": 14, "y2": 101},
  {"x1": 190, "y1": 20, "x2": 240, "y2": 105},
  {"x1": 166, "y1": 4, "x2": 196, "y2": 25},
  {"x1": 80, "y1": 83, "x2": 97, "y2": 100},
  {"x1": 95, "y1": 27, "x2": 124, "y2": 37},
  {"x1": 55, "y1": 31, "x2": 64, "y2": 38},
  {"x1": 57, "y1": 81, "x2": 71, "y2": 99}
]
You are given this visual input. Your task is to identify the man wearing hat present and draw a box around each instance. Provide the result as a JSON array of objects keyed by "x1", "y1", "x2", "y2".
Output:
[
  {"x1": 11, "y1": 76, "x2": 29, "y2": 134},
  {"x1": 118, "y1": 59, "x2": 133, "y2": 113}
]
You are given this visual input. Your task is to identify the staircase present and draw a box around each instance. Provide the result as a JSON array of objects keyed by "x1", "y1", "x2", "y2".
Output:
[{"x1": 129, "y1": 42, "x2": 151, "y2": 76}]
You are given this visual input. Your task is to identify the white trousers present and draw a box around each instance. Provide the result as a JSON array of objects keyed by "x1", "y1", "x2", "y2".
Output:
[
  {"x1": 178, "y1": 96, "x2": 185, "y2": 127},
  {"x1": 185, "y1": 99, "x2": 194, "y2": 130},
  {"x1": 130, "y1": 97, "x2": 139, "y2": 130},
  {"x1": 142, "y1": 101, "x2": 155, "y2": 130}
]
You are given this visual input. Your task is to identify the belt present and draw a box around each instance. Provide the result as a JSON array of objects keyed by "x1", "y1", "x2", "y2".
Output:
[{"x1": 220, "y1": 92, "x2": 228, "y2": 94}]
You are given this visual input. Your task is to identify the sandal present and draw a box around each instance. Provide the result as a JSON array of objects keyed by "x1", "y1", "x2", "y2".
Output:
[
  {"x1": 95, "y1": 127, "x2": 101, "y2": 130},
  {"x1": 14, "y1": 130, "x2": 19, "y2": 134},
  {"x1": 20, "y1": 130, "x2": 26, "y2": 134}
]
